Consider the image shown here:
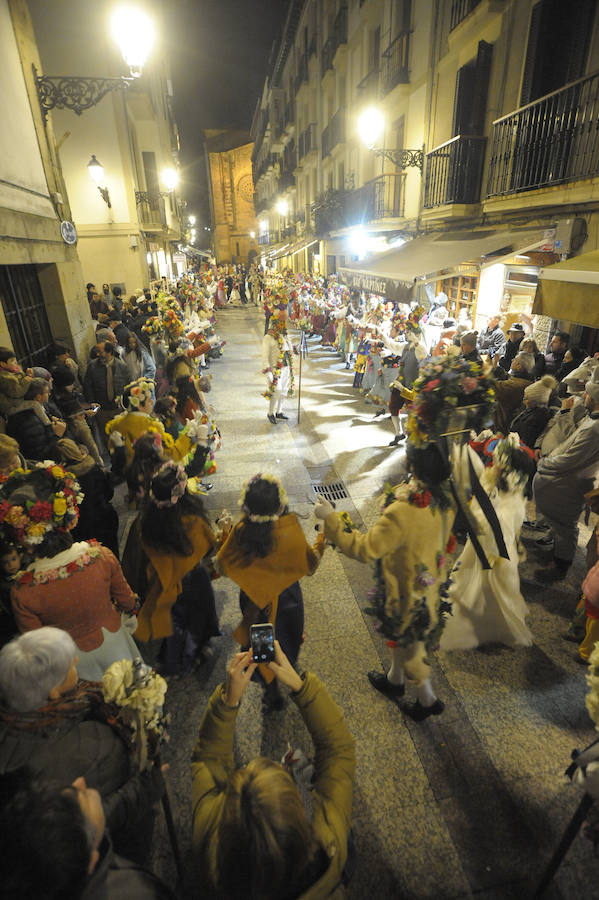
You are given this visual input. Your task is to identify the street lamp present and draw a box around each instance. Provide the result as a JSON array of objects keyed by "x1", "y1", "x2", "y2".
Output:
[
  {"x1": 34, "y1": 5, "x2": 156, "y2": 120},
  {"x1": 357, "y1": 105, "x2": 424, "y2": 170},
  {"x1": 276, "y1": 198, "x2": 289, "y2": 216},
  {"x1": 188, "y1": 215, "x2": 196, "y2": 226},
  {"x1": 161, "y1": 167, "x2": 179, "y2": 192},
  {"x1": 87, "y1": 154, "x2": 111, "y2": 207},
  {"x1": 110, "y1": 6, "x2": 155, "y2": 78}
]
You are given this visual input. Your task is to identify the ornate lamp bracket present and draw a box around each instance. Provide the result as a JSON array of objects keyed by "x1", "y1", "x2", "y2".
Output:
[
  {"x1": 374, "y1": 147, "x2": 424, "y2": 170},
  {"x1": 33, "y1": 65, "x2": 132, "y2": 120}
]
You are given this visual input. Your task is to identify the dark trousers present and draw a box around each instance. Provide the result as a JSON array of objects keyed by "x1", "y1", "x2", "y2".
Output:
[
  {"x1": 240, "y1": 581, "x2": 304, "y2": 668},
  {"x1": 159, "y1": 566, "x2": 220, "y2": 674}
]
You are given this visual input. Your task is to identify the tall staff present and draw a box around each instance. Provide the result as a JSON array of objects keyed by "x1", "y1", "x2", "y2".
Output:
[{"x1": 297, "y1": 329, "x2": 309, "y2": 424}]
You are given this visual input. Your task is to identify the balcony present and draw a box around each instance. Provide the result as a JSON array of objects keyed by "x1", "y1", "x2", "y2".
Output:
[
  {"x1": 381, "y1": 32, "x2": 410, "y2": 96},
  {"x1": 450, "y1": 0, "x2": 482, "y2": 31},
  {"x1": 345, "y1": 174, "x2": 406, "y2": 223},
  {"x1": 294, "y1": 52, "x2": 309, "y2": 93},
  {"x1": 135, "y1": 192, "x2": 167, "y2": 229},
  {"x1": 258, "y1": 231, "x2": 270, "y2": 246},
  {"x1": 254, "y1": 153, "x2": 278, "y2": 183},
  {"x1": 298, "y1": 123, "x2": 318, "y2": 160},
  {"x1": 278, "y1": 169, "x2": 295, "y2": 192},
  {"x1": 486, "y1": 69, "x2": 599, "y2": 198},
  {"x1": 322, "y1": 109, "x2": 345, "y2": 159},
  {"x1": 284, "y1": 100, "x2": 295, "y2": 130},
  {"x1": 424, "y1": 135, "x2": 487, "y2": 207},
  {"x1": 357, "y1": 68, "x2": 380, "y2": 104}
]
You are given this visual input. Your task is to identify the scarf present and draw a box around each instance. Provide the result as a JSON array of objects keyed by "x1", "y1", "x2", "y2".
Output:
[{"x1": 0, "y1": 680, "x2": 107, "y2": 731}]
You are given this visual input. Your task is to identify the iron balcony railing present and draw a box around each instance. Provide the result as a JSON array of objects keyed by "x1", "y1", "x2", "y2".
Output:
[
  {"x1": 486, "y1": 69, "x2": 599, "y2": 198},
  {"x1": 258, "y1": 231, "x2": 270, "y2": 245},
  {"x1": 298, "y1": 123, "x2": 318, "y2": 160},
  {"x1": 450, "y1": 0, "x2": 482, "y2": 31},
  {"x1": 284, "y1": 99, "x2": 295, "y2": 127},
  {"x1": 424, "y1": 135, "x2": 487, "y2": 207},
  {"x1": 357, "y1": 68, "x2": 380, "y2": 103},
  {"x1": 345, "y1": 174, "x2": 406, "y2": 223},
  {"x1": 321, "y1": 109, "x2": 345, "y2": 159},
  {"x1": 135, "y1": 192, "x2": 167, "y2": 228},
  {"x1": 381, "y1": 32, "x2": 410, "y2": 96}
]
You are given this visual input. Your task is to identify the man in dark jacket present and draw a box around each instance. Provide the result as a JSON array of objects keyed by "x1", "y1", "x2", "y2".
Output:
[
  {"x1": 498, "y1": 322, "x2": 525, "y2": 371},
  {"x1": 83, "y1": 342, "x2": 130, "y2": 448}
]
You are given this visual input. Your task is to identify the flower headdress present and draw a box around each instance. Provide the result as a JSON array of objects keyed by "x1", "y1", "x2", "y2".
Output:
[
  {"x1": 238, "y1": 473, "x2": 288, "y2": 523},
  {"x1": 474, "y1": 432, "x2": 535, "y2": 491},
  {"x1": 149, "y1": 461, "x2": 188, "y2": 508},
  {"x1": 162, "y1": 308, "x2": 184, "y2": 338},
  {"x1": 121, "y1": 378, "x2": 155, "y2": 412},
  {"x1": 0, "y1": 464, "x2": 83, "y2": 548},
  {"x1": 406, "y1": 355, "x2": 496, "y2": 448},
  {"x1": 141, "y1": 316, "x2": 164, "y2": 337}
]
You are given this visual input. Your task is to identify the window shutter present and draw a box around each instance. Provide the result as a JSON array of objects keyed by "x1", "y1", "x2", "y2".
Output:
[
  {"x1": 471, "y1": 41, "x2": 493, "y2": 135},
  {"x1": 452, "y1": 62, "x2": 476, "y2": 135}
]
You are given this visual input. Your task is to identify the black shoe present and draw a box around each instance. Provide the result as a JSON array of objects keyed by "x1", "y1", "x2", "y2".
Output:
[
  {"x1": 275, "y1": 412, "x2": 289, "y2": 420},
  {"x1": 562, "y1": 630, "x2": 585, "y2": 643},
  {"x1": 367, "y1": 670, "x2": 405, "y2": 701},
  {"x1": 345, "y1": 362, "x2": 351, "y2": 369},
  {"x1": 574, "y1": 653, "x2": 589, "y2": 665},
  {"x1": 400, "y1": 699, "x2": 445, "y2": 721},
  {"x1": 388, "y1": 435, "x2": 400, "y2": 446},
  {"x1": 200, "y1": 482, "x2": 214, "y2": 491},
  {"x1": 373, "y1": 408, "x2": 386, "y2": 417},
  {"x1": 523, "y1": 520, "x2": 550, "y2": 532},
  {"x1": 267, "y1": 414, "x2": 278, "y2": 424}
]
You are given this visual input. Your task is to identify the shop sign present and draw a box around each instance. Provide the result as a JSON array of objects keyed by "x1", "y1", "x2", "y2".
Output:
[
  {"x1": 337, "y1": 269, "x2": 412, "y2": 301},
  {"x1": 173, "y1": 253, "x2": 186, "y2": 265},
  {"x1": 60, "y1": 221, "x2": 77, "y2": 245}
]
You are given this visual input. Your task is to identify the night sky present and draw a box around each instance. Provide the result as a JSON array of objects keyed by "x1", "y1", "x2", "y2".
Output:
[{"x1": 169, "y1": 0, "x2": 291, "y2": 237}]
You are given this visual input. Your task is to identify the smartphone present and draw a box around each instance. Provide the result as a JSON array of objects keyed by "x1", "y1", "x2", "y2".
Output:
[{"x1": 250, "y1": 623, "x2": 275, "y2": 663}]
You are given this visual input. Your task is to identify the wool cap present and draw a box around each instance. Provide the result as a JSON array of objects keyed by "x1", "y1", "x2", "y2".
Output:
[{"x1": 524, "y1": 374, "x2": 557, "y2": 405}]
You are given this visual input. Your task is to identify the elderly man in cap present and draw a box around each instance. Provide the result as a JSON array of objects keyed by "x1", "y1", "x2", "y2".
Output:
[
  {"x1": 532, "y1": 370, "x2": 599, "y2": 579},
  {"x1": 498, "y1": 322, "x2": 525, "y2": 371}
]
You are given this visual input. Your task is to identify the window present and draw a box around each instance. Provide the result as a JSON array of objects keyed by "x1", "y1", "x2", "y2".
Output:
[
  {"x1": 452, "y1": 41, "x2": 493, "y2": 136},
  {"x1": 0, "y1": 265, "x2": 54, "y2": 368}
]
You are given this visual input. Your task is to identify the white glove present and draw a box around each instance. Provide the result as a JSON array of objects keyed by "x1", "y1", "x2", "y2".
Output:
[
  {"x1": 186, "y1": 416, "x2": 209, "y2": 443},
  {"x1": 108, "y1": 431, "x2": 124, "y2": 448},
  {"x1": 313, "y1": 498, "x2": 334, "y2": 520}
]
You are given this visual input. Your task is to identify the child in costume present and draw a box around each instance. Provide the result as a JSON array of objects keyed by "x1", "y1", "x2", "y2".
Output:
[
  {"x1": 136, "y1": 462, "x2": 225, "y2": 675},
  {"x1": 217, "y1": 473, "x2": 326, "y2": 711}
]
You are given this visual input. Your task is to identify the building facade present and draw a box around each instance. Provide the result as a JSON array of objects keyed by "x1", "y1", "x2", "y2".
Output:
[
  {"x1": 205, "y1": 130, "x2": 259, "y2": 265},
  {"x1": 28, "y1": 0, "x2": 184, "y2": 297},
  {"x1": 0, "y1": 0, "x2": 92, "y2": 364},
  {"x1": 251, "y1": 0, "x2": 599, "y2": 340}
]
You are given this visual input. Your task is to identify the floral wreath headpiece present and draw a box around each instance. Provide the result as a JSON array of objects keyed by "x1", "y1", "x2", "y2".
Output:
[
  {"x1": 238, "y1": 473, "x2": 288, "y2": 523},
  {"x1": 149, "y1": 461, "x2": 188, "y2": 509},
  {"x1": 0, "y1": 464, "x2": 83, "y2": 548},
  {"x1": 473, "y1": 432, "x2": 535, "y2": 487},
  {"x1": 122, "y1": 378, "x2": 155, "y2": 412}
]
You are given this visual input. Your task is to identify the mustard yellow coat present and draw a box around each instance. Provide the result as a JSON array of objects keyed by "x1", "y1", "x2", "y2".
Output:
[{"x1": 105, "y1": 410, "x2": 192, "y2": 465}]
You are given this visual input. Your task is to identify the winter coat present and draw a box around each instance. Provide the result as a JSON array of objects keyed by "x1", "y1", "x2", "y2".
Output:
[
  {"x1": 191, "y1": 673, "x2": 355, "y2": 900},
  {"x1": 83, "y1": 358, "x2": 130, "y2": 408},
  {"x1": 494, "y1": 376, "x2": 532, "y2": 434},
  {"x1": 0, "y1": 688, "x2": 161, "y2": 861},
  {"x1": 536, "y1": 401, "x2": 586, "y2": 455},
  {"x1": 0, "y1": 369, "x2": 32, "y2": 418},
  {"x1": 509, "y1": 405, "x2": 554, "y2": 450},
  {"x1": 498, "y1": 337, "x2": 523, "y2": 371},
  {"x1": 478, "y1": 325, "x2": 506, "y2": 360},
  {"x1": 71, "y1": 465, "x2": 120, "y2": 558},
  {"x1": 6, "y1": 401, "x2": 57, "y2": 460}
]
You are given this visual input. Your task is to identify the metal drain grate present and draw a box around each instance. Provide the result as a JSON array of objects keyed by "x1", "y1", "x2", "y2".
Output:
[{"x1": 311, "y1": 481, "x2": 349, "y2": 502}]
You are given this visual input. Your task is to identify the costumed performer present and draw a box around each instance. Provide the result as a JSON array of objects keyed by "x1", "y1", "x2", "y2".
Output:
[
  {"x1": 262, "y1": 308, "x2": 296, "y2": 425},
  {"x1": 105, "y1": 377, "x2": 208, "y2": 469},
  {"x1": 5, "y1": 465, "x2": 141, "y2": 680},
  {"x1": 314, "y1": 443, "x2": 455, "y2": 720},
  {"x1": 441, "y1": 433, "x2": 535, "y2": 651},
  {"x1": 136, "y1": 461, "x2": 226, "y2": 675},
  {"x1": 216, "y1": 473, "x2": 326, "y2": 711}
]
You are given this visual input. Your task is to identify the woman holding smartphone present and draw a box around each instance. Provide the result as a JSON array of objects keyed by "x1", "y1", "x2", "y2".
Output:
[
  {"x1": 191, "y1": 642, "x2": 355, "y2": 900},
  {"x1": 217, "y1": 473, "x2": 325, "y2": 711}
]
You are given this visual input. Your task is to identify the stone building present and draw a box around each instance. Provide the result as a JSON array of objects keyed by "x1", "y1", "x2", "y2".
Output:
[{"x1": 205, "y1": 129, "x2": 259, "y2": 265}]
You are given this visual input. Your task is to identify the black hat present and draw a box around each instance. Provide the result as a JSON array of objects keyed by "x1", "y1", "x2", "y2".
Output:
[
  {"x1": 51, "y1": 365, "x2": 76, "y2": 389},
  {"x1": 508, "y1": 323, "x2": 525, "y2": 333}
]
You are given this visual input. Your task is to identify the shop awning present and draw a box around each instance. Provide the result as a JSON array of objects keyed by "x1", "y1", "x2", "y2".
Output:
[
  {"x1": 338, "y1": 227, "x2": 546, "y2": 300},
  {"x1": 533, "y1": 250, "x2": 599, "y2": 326}
]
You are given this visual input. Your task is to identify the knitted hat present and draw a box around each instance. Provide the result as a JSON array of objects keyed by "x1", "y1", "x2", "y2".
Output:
[
  {"x1": 524, "y1": 375, "x2": 557, "y2": 405},
  {"x1": 51, "y1": 365, "x2": 75, "y2": 389}
]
